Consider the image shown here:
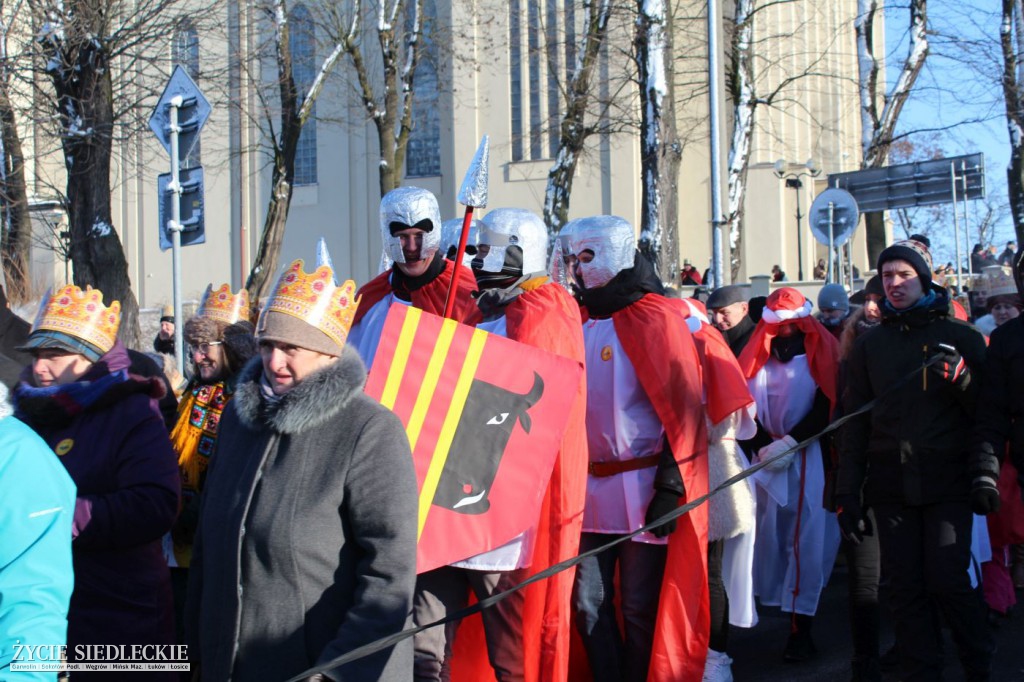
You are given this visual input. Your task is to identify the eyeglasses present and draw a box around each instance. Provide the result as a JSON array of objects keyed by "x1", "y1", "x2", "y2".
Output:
[{"x1": 188, "y1": 341, "x2": 223, "y2": 357}]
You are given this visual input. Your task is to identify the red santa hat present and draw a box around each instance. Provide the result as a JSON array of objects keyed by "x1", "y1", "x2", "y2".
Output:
[{"x1": 737, "y1": 287, "x2": 839, "y2": 406}]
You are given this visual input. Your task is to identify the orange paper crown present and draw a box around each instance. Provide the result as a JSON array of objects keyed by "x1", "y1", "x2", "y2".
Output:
[
  {"x1": 260, "y1": 260, "x2": 360, "y2": 348},
  {"x1": 196, "y1": 283, "x2": 250, "y2": 325},
  {"x1": 31, "y1": 285, "x2": 121, "y2": 355}
]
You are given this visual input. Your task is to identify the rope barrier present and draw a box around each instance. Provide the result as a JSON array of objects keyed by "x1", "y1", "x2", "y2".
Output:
[{"x1": 282, "y1": 352, "x2": 946, "y2": 682}]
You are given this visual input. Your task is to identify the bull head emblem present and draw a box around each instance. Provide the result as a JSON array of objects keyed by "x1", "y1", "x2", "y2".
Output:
[{"x1": 433, "y1": 372, "x2": 544, "y2": 514}]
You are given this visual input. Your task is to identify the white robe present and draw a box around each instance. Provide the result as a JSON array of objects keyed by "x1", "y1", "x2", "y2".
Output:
[
  {"x1": 749, "y1": 355, "x2": 841, "y2": 616},
  {"x1": 347, "y1": 287, "x2": 407, "y2": 369},
  {"x1": 581, "y1": 317, "x2": 667, "y2": 545}
]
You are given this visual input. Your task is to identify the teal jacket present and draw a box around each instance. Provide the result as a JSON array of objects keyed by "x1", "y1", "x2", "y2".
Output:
[{"x1": 0, "y1": 385, "x2": 76, "y2": 681}]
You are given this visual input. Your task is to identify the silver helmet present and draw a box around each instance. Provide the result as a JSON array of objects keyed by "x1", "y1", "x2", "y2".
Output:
[
  {"x1": 440, "y1": 218, "x2": 481, "y2": 268},
  {"x1": 379, "y1": 186, "x2": 442, "y2": 265},
  {"x1": 474, "y1": 208, "x2": 549, "y2": 284},
  {"x1": 563, "y1": 215, "x2": 636, "y2": 289},
  {"x1": 548, "y1": 221, "x2": 576, "y2": 291}
]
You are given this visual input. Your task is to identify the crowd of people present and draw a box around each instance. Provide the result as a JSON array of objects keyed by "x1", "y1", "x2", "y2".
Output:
[{"x1": 3, "y1": 185, "x2": 1023, "y2": 682}]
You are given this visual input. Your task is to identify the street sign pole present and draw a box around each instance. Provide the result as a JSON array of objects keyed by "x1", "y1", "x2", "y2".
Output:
[
  {"x1": 169, "y1": 100, "x2": 184, "y2": 371},
  {"x1": 951, "y1": 162, "x2": 963, "y2": 289},
  {"x1": 827, "y1": 202, "x2": 835, "y2": 284},
  {"x1": 151, "y1": 66, "x2": 210, "y2": 372}
]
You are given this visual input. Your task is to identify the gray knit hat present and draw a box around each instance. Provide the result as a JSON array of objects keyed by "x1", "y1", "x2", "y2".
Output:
[
  {"x1": 256, "y1": 311, "x2": 343, "y2": 357},
  {"x1": 817, "y1": 283, "x2": 849, "y2": 312}
]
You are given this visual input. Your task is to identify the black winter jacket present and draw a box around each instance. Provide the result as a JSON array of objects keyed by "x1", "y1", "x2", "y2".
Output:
[
  {"x1": 837, "y1": 288, "x2": 987, "y2": 506},
  {"x1": 974, "y1": 315, "x2": 1024, "y2": 476}
]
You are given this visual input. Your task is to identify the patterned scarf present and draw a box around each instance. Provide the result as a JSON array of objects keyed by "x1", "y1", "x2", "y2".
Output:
[
  {"x1": 171, "y1": 381, "x2": 231, "y2": 496},
  {"x1": 14, "y1": 369, "x2": 129, "y2": 427}
]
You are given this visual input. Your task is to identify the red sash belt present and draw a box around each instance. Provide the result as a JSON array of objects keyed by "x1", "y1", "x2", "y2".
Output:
[{"x1": 588, "y1": 453, "x2": 660, "y2": 477}]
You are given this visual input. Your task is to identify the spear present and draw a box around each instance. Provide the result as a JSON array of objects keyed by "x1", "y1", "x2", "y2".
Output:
[{"x1": 443, "y1": 135, "x2": 489, "y2": 319}]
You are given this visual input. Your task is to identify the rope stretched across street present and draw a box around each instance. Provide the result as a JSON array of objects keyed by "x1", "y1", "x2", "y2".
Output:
[{"x1": 283, "y1": 352, "x2": 947, "y2": 682}]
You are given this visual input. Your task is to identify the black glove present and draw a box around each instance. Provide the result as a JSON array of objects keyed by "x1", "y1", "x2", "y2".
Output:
[
  {"x1": 927, "y1": 344, "x2": 970, "y2": 389},
  {"x1": 835, "y1": 494, "x2": 872, "y2": 545},
  {"x1": 970, "y1": 448, "x2": 1001, "y2": 516},
  {"x1": 645, "y1": 489, "x2": 682, "y2": 538}
]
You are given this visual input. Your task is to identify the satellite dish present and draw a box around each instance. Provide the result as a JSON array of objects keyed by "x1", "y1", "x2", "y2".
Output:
[{"x1": 809, "y1": 188, "x2": 859, "y2": 248}]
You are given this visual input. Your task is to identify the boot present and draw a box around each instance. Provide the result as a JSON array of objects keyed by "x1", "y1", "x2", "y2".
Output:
[
  {"x1": 701, "y1": 649, "x2": 734, "y2": 682},
  {"x1": 783, "y1": 614, "x2": 818, "y2": 663}
]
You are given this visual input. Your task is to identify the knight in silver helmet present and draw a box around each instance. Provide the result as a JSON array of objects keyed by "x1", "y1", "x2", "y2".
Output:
[
  {"x1": 412, "y1": 207, "x2": 588, "y2": 680},
  {"x1": 472, "y1": 209, "x2": 549, "y2": 297},
  {"x1": 440, "y1": 218, "x2": 481, "y2": 268},
  {"x1": 349, "y1": 186, "x2": 481, "y2": 368},
  {"x1": 379, "y1": 186, "x2": 443, "y2": 270},
  {"x1": 564, "y1": 215, "x2": 637, "y2": 290},
  {"x1": 562, "y1": 215, "x2": 709, "y2": 681}
]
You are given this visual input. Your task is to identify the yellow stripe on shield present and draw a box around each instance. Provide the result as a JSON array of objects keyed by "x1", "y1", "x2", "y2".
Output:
[
  {"x1": 405, "y1": 318, "x2": 459, "y2": 452},
  {"x1": 418, "y1": 327, "x2": 489, "y2": 539},
  {"x1": 380, "y1": 306, "x2": 422, "y2": 409}
]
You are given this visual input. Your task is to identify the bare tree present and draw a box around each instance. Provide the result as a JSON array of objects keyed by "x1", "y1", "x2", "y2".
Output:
[
  {"x1": 339, "y1": 0, "x2": 424, "y2": 198},
  {"x1": 243, "y1": 0, "x2": 347, "y2": 300},
  {"x1": 28, "y1": 0, "x2": 224, "y2": 344},
  {"x1": 714, "y1": 0, "x2": 853, "y2": 280},
  {"x1": 636, "y1": 0, "x2": 681, "y2": 279},
  {"x1": 242, "y1": 0, "x2": 429, "y2": 299},
  {"x1": 723, "y1": 0, "x2": 755, "y2": 281},
  {"x1": 543, "y1": 0, "x2": 614, "y2": 237},
  {"x1": 1001, "y1": 0, "x2": 1024, "y2": 244},
  {"x1": 0, "y1": 0, "x2": 31, "y2": 302},
  {"x1": 857, "y1": 0, "x2": 929, "y2": 263}
]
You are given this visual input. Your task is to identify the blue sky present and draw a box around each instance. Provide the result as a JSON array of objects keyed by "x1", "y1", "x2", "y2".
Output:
[{"x1": 886, "y1": 2, "x2": 1014, "y2": 265}]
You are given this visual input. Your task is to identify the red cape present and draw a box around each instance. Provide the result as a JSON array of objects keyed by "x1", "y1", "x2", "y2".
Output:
[
  {"x1": 615, "y1": 294, "x2": 710, "y2": 682},
  {"x1": 354, "y1": 259, "x2": 482, "y2": 325},
  {"x1": 736, "y1": 314, "x2": 839, "y2": 406},
  {"x1": 450, "y1": 282, "x2": 588, "y2": 682},
  {"x1": 673, "y1": 300, "x2": 755, "y2": 425},
  {"x1": 568, "y1": 295, "x2": 710, "y2": 681}
]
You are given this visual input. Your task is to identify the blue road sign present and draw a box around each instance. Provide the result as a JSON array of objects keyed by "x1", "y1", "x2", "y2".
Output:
[
  {"x1": 158, "y1": 166, "x2": 205, "y2": 251},
  {"x1": 149, "y1": 65, "x2": 211, "y2": 162}
]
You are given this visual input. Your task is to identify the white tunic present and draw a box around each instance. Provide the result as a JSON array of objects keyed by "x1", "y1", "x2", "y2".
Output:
[
  {"x1": 347, "y1": 285, "x2": 409, "y2": 369},
  {"x1": 581, "y1": 317, "x2": 667, "y2": 545},
  {"x1": 749, "y1": 355, "x2": 841, "y2": 616},
  {"x1": 451, "y1": 315, "x2": 535, "y2": 571}
]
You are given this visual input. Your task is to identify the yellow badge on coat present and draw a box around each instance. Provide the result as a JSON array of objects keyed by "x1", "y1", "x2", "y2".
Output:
[
  {"x1": 601, "y1": 345, "x2": 613, "y2": 361},
  {"x1": 55, "y1": 438, "x2": 74, "y2": 456}
]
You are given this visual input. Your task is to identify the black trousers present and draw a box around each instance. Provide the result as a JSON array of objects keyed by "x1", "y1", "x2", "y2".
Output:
[
  {"x1": 708, "y1": 539, "x2": 729, "y2": 652},
  {"x1": 874, "y1": 501, "x2": 994, "y2": 682},
  {"x1": 844, "y1": 508, "x2": 880, "y2": 662}
]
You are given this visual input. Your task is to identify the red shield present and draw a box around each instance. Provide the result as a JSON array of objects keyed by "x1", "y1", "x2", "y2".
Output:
[{"x1": 365, "y1": 305, "x2": 583, "y2": 573}]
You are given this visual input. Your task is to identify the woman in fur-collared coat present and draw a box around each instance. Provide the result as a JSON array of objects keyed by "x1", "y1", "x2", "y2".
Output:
[{"x1": 185, "y1": 284, "x2": 418, "y2": 682}]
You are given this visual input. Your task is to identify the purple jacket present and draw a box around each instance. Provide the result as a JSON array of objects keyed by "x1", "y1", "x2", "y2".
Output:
[{"x1": 14, "y1": 341, "x2": 179, "y2": 678}]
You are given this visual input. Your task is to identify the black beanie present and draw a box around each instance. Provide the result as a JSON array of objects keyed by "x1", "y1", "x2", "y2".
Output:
[{"x1": 877, "y1": 239, "x2": 932, "y2": 287}]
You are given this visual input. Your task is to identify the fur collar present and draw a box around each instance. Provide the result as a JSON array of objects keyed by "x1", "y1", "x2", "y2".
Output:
[{"x1": 231, "y1": 346, "x2": 367, "y2": 434}]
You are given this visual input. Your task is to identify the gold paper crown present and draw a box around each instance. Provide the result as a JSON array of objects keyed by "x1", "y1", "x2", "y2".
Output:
[
  {"x1": 260, "y1": 260, "x2": 360, "y2": 348},
  {"x1": 982, "y1": 265, "x2": 1018, "y2": 299},
  {"x1": 31, "y1": 285, "x2": 121, "y2": 355},
  {"x1": 196, "y1": 283, "x2": 250, "y2": 325}
]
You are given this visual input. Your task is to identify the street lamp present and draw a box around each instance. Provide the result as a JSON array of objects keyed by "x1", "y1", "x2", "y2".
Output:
[{"x1": 774, "y1": 158, "x2": 821, "y2": 281}]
